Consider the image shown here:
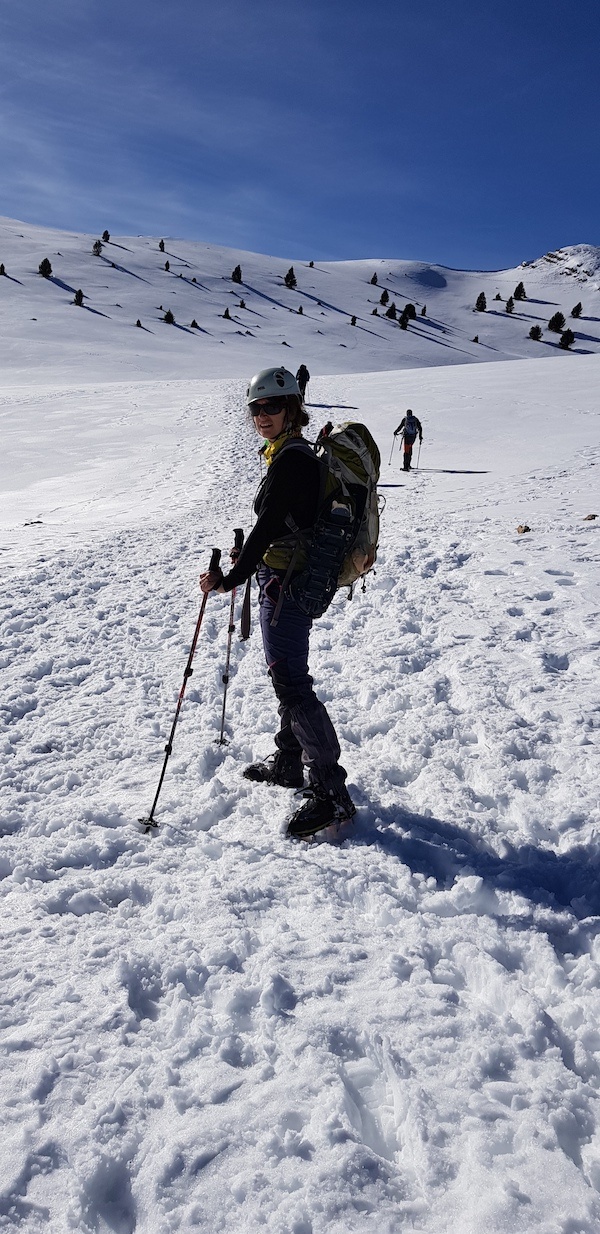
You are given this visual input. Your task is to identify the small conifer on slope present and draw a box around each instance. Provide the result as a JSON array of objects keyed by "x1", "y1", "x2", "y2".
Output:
[
  {"x1": 548, "y1": 311, "x2": 566, "y2": 333},
  {"x1": 559, "y1": 329, "x2": 575, "y2": 350}
]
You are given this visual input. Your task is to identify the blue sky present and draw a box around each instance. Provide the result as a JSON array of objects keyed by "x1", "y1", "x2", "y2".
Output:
[{"x1": 1, "y1": 0, "x2": 599, "y2": 268}]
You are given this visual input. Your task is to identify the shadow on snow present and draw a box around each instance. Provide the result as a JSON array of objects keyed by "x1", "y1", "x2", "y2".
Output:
[{"x1": 356, "y1": 805, "x2": 600, "y2": 921}]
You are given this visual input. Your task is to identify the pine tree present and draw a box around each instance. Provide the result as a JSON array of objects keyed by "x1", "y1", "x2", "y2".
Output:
[
  {"x1": 472, "y1": 335, "x2": 479, "y2": 343},
  {"x1": 399, "y1": 310, "x2": 409, "y2": 330},
  {"x1": 164, "y1": 261, "x2": 170, "y2": 272},
  {"x1": 191, "y1": 319, "x2": 199, "y2": 329},
  {"x1": 223, "y1": 307, "x2": 231, "y2": 319},
  {"x1": 239, "y1": 299, "x2": 246, "y2": 309},
  {"x1": 405, "y1": 303, "x2": 417, "y2": 320},
  {"x1": 370, "y1": 273, "x2": 378, "y2": 285},
  {"x1": 73, "y1": 289, "x2": 84, "y2": 306},
  {"x1": 39, "y1": 258, "x2": 52, "y2": 278},
  {"x1": 385, "y1": 302, "x2": 397, "y2": 320},
  {"x1": 284, "y1": 266, "x2": 297, "y2": 289},
  {"x1": 350, "y1": 316, "x2": 357, "y2": 326},
  {"x1": 494, "y1": 293, "x2": 503, "y2": 300},
  {"x1": 529, "y1": 325, "x2": 542, "y2": 340},
  {"x1": 92, "y1": 240, "x2": 102, "y2": 256},
  {"x1": 163, "y1": 309, "x2": 175, "y2": 324},
  {"x1": 309, "y1": 260, "x2": 314, "y2": 268},
  {"x1": 548, "y1": 311, "x2": 566, "y2": 333},
  {"x1": 231, "y1": 264, "x2": 242, "y2": 283},
  {"x1": 506, "y1": 296, "x2": 515, "y2": 314},
  {"x1": 0, "y1": 263, "x2": 5, "y2": 276},
  {"x1": 159, "y1": 239, "x2": 165, "y2": 253},
  {"x1": 136, "y1": 319, "x2": 142, "y2": 327},
  {"x1": 102, "y1": 230, "x2": 110, "y2": 243},
  {"x1": 379, "y1": 289, "x2": 389, "y2": 306},
  {"x1": 559, "y1": 329, "x2": 575, "y2": 350},
  {"x1": 421, "y1": 304, "x2": 426, "y2": 316},
  {"x1": 514, "y1": 281, "x2": 526, "y2": 300},
  {"x1": 475, "y1": 292, "x2": 486, "y2": 311},
  {"x1": 372, "y1": 307, "x2": 378, "y2": 315},
  {"x1": 298, "y1": 305, "x2": 303, "y2": 314},
  {"x1": 571, "y1": 302, "x2": 583, "y2": 318}
]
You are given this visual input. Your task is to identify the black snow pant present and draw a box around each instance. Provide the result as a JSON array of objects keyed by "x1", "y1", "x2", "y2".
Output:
[{"x1": 257, "y1": 566, "x2": 346, "y2": 792}]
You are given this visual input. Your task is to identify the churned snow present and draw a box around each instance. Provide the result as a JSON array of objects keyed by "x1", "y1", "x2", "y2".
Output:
[{"x1": 1, "y1": 220, "x2": 600, "y2": 1233}]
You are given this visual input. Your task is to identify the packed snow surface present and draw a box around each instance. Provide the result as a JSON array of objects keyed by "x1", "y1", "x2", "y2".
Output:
[{"x1": 1, "y1": 220, "x2": 600, "y2": 1232}]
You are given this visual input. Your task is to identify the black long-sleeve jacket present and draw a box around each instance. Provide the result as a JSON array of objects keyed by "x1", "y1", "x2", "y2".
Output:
[{"x1": 222, "y1": 441, "x2": 320, "y2": 592}]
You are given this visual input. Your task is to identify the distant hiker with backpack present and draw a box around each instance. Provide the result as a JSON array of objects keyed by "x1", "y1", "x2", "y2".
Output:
[
  {"x1": 296, "y1": 364, "x2": 310, "y2": 400},
  {"x1": 393, "y1": 409, "x2": 423, "y2": 471},
  {"x1": 199, "y1": 366, "x2": 356, "y2": 839}
]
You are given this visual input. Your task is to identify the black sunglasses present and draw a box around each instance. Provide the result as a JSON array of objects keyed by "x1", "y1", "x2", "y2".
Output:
[{"x1": 249, "y1": 397, "x2": 287, "y2": 417}]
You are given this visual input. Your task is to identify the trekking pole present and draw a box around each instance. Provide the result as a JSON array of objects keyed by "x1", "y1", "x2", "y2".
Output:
[
  {"x1": 217, "y1": 528, "x2": 244, "y2": 745},
  {"x1": 416, "y1": 440, "x2": 422, "y2": 469},
  {"x1": 140, "y1": 546, "x2": 221, "y2": 831},
  {"x1": 388, "y1": 434, "x2": 396, "y2": 466}
]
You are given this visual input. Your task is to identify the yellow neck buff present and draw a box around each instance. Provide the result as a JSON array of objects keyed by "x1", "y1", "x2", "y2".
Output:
[{"x1": 263, "y1": 427, "x2": 301, "y2": 467}]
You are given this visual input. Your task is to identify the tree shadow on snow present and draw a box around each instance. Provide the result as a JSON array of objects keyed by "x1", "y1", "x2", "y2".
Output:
[
  {"x1": 99, "y1": 255, "x2": 149, "y2": 283},
  {"x1": 49, "y1": 276, "x2": 76, "y2": 294},
  {"x1": 355, "y1": 804, "x2": 600, "y2": 920},
  {"x1": 572, "y1": 331, "x2": 600, "y2": 345},
  {"x1": 81, "y1": 304, "x2": 111, "y2": 318}
]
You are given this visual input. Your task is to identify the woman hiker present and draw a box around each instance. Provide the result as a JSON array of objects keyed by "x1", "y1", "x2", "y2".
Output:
[{"x1": 199, "y1": 366, "x2": 355, "y2": 840}]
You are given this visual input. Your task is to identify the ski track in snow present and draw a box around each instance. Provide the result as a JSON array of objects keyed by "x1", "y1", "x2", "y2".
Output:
[{"x1": 1, "y1": 369, "x2": 600, "y2": 1233}]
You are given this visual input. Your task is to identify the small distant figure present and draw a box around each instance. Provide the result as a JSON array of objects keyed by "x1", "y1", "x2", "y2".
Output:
[
  {"x1": 393, "y1": 409, "x2": 423, "y2": 471},
  {"x1": 296, "y1": 364, "x2": 310, "y2": 399}
]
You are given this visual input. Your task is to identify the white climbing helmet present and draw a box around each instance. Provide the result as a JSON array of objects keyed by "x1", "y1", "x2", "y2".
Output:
[{"x1": 246, "y1": 366, "x2": 301, "y2": 404}]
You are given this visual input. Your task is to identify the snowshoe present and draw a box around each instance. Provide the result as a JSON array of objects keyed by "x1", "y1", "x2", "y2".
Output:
[
  {"x1": 243, "y1": 751, "x2": 304, "y2": 789},
  {"x1": 287, "y1": 783, "x2": 356, "y2": 840}
]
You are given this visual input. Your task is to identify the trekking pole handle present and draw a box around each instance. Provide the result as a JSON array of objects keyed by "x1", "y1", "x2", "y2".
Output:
[
  {"x1": 208, "y1": 547, "x2": 221, "y2": 572},
  {"x1": 231, "y1": 527, "x2": 244, "y2": 561}
]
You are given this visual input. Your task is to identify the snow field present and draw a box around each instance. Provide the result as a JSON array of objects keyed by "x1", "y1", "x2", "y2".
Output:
[{"x1": 1, "y1": 357, "x2": 600, "y2": 1231}]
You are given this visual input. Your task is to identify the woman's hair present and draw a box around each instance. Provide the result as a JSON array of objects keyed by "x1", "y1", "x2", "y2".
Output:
[{"x1": 285, "y1": 394, "x2": 309, "y2": 429}]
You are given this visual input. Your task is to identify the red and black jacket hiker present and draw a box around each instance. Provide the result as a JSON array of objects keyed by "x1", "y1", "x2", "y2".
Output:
[
  {"x1": 199, "y1": 366, "x2": 355, "y2": 840},
  {"x1": 394, "y1": 409, "x2": 423, "y2": 471}
]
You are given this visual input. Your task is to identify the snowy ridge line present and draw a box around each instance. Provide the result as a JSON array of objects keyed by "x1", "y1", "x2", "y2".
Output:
[{"x1": 1, "y1": 215, "x2": 600, "y2": 384}]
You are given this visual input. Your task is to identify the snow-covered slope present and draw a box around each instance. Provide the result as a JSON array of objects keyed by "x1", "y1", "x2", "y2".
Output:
[
  {"x1": 1, "y1": 216, "x2": 599, "y2": 382},
  {"x1": 1, "y1": 217, "x2": 600, "y2": 1232}
]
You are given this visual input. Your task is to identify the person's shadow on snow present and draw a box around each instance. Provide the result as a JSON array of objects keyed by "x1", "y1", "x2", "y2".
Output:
[{"x1": 354, "y1": 803, "x2": 600, "y2": 921}]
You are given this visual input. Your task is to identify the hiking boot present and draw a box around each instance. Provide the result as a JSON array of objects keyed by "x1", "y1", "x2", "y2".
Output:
[
  {"x1": 287, "y1": 783, "x2": 356, "y2": 839},
  {"x1": 243, "y1": 751, "x2": 304, "y2": 789}
]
